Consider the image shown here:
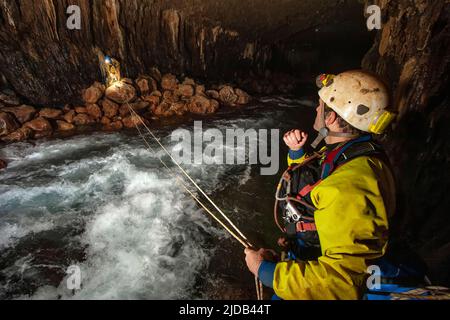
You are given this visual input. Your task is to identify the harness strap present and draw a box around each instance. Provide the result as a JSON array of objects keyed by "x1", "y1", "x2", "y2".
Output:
[{"x1": 296, "y1": 221, "x2": 317, "y2": 233}]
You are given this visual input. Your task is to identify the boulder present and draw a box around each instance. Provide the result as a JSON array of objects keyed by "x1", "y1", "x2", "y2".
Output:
[
  {"x1": 56, "y1": 120, "x2": 75, "y2": 131},
  {"x1": 86, "y1": 103, "x2": 102, "y2": 120},
  {"x1": 63, "y1": 110, "x2": 76, "y2": 123},
  {"x1": 39, "y1": 108, "x2": 63, "y2": 119},
  {"x1": 82, "y1": 82, "x2": 105, "y2": 104},
  {"x1": 206, "y1": 90, "x2": 220, "y2": 100},
  {"x1": 105, "y1": 81, "x2": 137, "y2": 104},
  {"x1": 170, "y1": 102, "x2": 189, "y2": 116},
  {"x1": 219, "y1": 86, "x2": 238, "y2": 106},
  {"x1": 101, "y1": 99, "x2": 119, "y2": 118},
  {"x1": 142, "y1": 94, "x2": 161, "y2": 107},
  {"x1": 195, "y1": 85, "x2": 206, "y2": 96},
  {"x1": 1, "y1": 126, "x2": 33, "y2": 143},
  {"x1": 24, "y1": 117, "x2": 52, "y2": 138},
  {"x1": 149, "y1": 67, "x2": 162, "y2": 83},
  {"x1": 73, "y1": 114, "x2": 95, "y2": 126},
  {"x1": 188, "y1": 95, "x2": 219, "y2": 114},
  {"x1": 100, "y1": 116, "x2": 111, "y2": 125},
  {"x1": 136, "y1": 76, "x2": 158, "y2": 96},
  {"x1": 128, "y1": 100, "x2": 150, "y2": 113},
  {"x1": 176, "y1": 84, "x2": 194, "y2": 98},
  {"x1": 2, "y1": 105, "x2": 36, "y2": 124},
  {"x1": 122, "y1": 114, "x2": 147, "y2": 129},
  {"x1": 163, "y1": 90, "x2": 179, "y2": 103},
  {"x1": 182, "y1": 77, "x2": 196, "y2": 86},
  {"x1": 235, "y1": 88, "x2": 251, "y2": 105},
  {"x1": 161, "y1": 74, "x2": 178, "y2": 91},
  {"x1": 103, "y1": 120, "x2": 123, "y2": 131},
  {"x1": 0, "y1": 111, "x2": 20, "y2": 136},
  {"x1": 75, "y1": 106, "x2": 88, "y2": 114},
  {"x1": 119, "y1": 104, "x2": 131, "y2": 117},
  {"x1": 151, "y1": 102, "x2": 172, "y2": 117}
]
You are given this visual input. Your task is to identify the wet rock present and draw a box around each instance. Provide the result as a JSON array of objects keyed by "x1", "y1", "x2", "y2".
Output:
[
  {"x1": 100, "y1": 116, "x2": 111, "y2": 125},
  {"x1": 0, "y1": 159, "x2": 6, "y2": 170},
  {"x1": 75, "y1": 106, "x2": 88, "y2": 114},
  {"x1": 171, "y1": 102, "x2": 189, "y2": 116},
  {"x1": 56, "y1": 120, "x2": 75, "y2": 131},
  {"x1": 1, "y1": 126, "x2": 33, "y2": 143},
  {"x1": 175, "y1": 84, "x2": 194, "y2": 98},
  {"x1": 63, "y1": 110, "x2": 76, "y2": 124},
  {"x1": 151, "y1": 101, "x2": 172, "y2": 117},
  {"x1": 119, "y1": 104, "x2": 131, "y2": 117},
  {"x1": 219, "y1": 86, "x2": 238, "y2": 106},
  {"x1": 142, "y1": 94, "x2": 161, "y2": 107},
  {"x1": 235, "y1": 88, "x2": 251, "y2": 105},
  {"x1": 182, "y1": 77, "x2": 196, "y2": 86},
  {"x1": 149, "y1": 67, "x2": 162, "y2": 83},
  {"x1": 161, "y1": 74, "x2": 178, "y2": 91},
  {"x1": 122, "y1": 114, "x2": 147, "y2": 129},
  {"x1": 86, "y1": 103, "x2": 102, "y2": 120},
  {"x1": 195, "y1": 85, "x2": 206, "y2": 96},
  {"x1": 24, "y1": 117, "x2": 52, "y2": 138},
  {"x1": 206, "y1": 90, "x2": 220, "y2": 100},
  {"x1": 39, "y1": 108, "x2": 63, "y2": 119},
  {"x1": 163, "y1": 90, "x2": 179, "y2": 103},
  {"x1": 1, "y1": 105, "x2": 36, "y2": 124},
  {"x1": 136, "y1": 76, "x2": 158, "y2": 96},
  {"x1": 101, "y1": 99, "x2": 119, "y2": 118},
  {"x1": 72, "y1": 114, "x2": 95, "y2": 126},
  {"x1": 0, "y1": 90, "x2": 20, "y2": 106},
  {"x1": 128, "y1": 100, "x2": 150, "y2": 114},
  {"x1": 188, "y1": 95, "x2": 219, "y2": 114},
  {"x1": 0, "y1": 111, "x2": 20, "y2": 136},
  {"x1": 103, "y1": 120, "x2": 123, "y2": 131},
  {"x1": 82, "y1": 82, "x2": 105, "y2": 104},
  {"x1": 105, "y1": 81, "x2": 137, "y2": 104}
]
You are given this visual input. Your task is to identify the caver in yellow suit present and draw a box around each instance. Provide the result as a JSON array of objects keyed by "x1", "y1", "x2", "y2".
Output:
[{"x1": 257, "y1": 71, "x2": 397, "y2": 300}]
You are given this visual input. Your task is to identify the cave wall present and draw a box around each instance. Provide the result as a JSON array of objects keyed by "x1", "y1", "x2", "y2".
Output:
[
  {"x1": 363, "y1": 0, "x2": 450, "y2": 285},
  {"x1": 0, "y1": 0, "x2": 369, "y2": 106}
]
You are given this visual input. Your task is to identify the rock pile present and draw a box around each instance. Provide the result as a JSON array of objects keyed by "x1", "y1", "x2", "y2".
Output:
[{"x1": 0, "y1": 69, "x2": 251, "y2": 144}]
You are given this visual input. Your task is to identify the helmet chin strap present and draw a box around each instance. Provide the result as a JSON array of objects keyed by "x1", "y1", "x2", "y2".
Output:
[{"x1": 311, "y1": 103, "x2": 360, "y2": 149}]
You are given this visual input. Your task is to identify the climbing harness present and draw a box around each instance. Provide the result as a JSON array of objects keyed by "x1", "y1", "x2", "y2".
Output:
[{"x1": 125, "y1": 102, "x2": 264, "y2": 300}]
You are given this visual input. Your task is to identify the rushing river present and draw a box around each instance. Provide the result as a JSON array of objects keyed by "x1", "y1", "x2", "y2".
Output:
[{"x1": 0, "y1": 96, "x2": 316, "y2": 299}]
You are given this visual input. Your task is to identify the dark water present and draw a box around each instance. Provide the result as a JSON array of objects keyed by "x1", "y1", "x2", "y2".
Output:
[{"x1": 0, "y1": 96, "x2": 316, "y2": 299}]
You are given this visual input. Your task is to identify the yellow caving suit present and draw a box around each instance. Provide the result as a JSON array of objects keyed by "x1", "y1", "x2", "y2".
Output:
[{"x1": 272, "y1": 144, "x2": 396, "y2": 300}]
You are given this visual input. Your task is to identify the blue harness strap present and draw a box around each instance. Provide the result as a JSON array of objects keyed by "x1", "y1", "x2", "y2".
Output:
[{"x1": 321, "y1": 135, "x2": 372, "y2": 179}]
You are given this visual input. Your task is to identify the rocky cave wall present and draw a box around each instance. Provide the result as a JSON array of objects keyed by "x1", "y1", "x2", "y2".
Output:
[
  {"x1": 363, "y1": 0, "x2": 449, "y2": 285},
  {"x1": 0, "y1": 0, "x2": 369, "y2": 106}
]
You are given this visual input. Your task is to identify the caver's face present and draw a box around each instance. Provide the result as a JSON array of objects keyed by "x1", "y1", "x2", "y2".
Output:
[{"x1": 313, "y1": 99, "x2": 325, "y2": 132}]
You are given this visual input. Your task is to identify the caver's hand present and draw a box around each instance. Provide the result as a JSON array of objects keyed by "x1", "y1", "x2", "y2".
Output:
[
  {"x1": 244, "y1": 248, "x2": 265, "y2": 276},
  {"x1": 283, "y1": 129, "x2": 308, "y2": 151}
]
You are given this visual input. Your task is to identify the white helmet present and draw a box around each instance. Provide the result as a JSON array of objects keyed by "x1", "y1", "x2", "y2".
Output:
[{"x1": 311, "y1": 70, "x2": 396, "y2": 148}]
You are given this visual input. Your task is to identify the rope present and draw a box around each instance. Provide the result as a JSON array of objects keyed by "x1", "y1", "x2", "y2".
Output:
[
  {"x1": 125, "y1": 103, "x2": 263, "y2": 300},
  {"x1": 126, "y1": 103, "x2": 251, "y2": 246}
]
